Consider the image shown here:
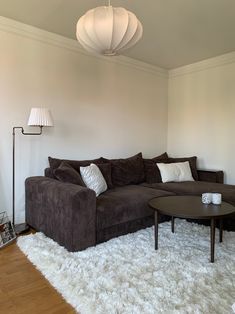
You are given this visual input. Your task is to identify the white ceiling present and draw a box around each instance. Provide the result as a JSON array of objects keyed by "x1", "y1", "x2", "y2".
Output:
[{"x1": 0, "y1": 0, "x2": 235, "y2": 69}]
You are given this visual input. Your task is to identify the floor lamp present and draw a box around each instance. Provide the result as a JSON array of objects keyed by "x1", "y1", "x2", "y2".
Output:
[{"x1": 13, "y1": 108, "x2": 53, "y2": 234}]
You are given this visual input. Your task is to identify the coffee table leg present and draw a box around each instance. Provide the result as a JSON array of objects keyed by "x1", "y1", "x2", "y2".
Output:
[
  {"x1": 219, "y1": 219, "x2": 223, "y2": 243},
  {"x1": 154, "y1": 211, "x2": 159, "y2": 250},
  {"x1": 171, "y1": 216, "x2": 175, "y2": 233},
  {"x1": 210, "y1": 218, "x2": 215, "y2": 263}
]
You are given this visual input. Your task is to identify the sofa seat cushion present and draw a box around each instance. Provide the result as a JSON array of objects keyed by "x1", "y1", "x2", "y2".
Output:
[
  {"x1": 141, "y1": 181, "x2": 235, "y2": 206},
  {"x1": 96, "y1": 185, "x2": 175, "y2": 230}
]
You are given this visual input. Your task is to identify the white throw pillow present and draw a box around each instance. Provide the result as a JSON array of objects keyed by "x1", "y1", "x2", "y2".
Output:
[
  {"x1": 80, "y1": 163, "x2": 107, "y2": 196},
  {"x1": 157, "y1": 161, "x2": 194, "y2": 183}
]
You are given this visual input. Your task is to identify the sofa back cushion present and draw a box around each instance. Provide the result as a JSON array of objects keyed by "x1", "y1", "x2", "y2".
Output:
[
  {"x1": 48, "y1": 156, "x2": 113, "y2": 189},
  {"x1": 97, "y1": 163, "x2": 113, "y2": 189},
  {"x1": 48, "y1": 156, "x2": 105, "y2": 172},
  {"x1": 144, "y1": 152, "x2": 169, "y2": 183},
  {"x1": 143, "y1": 154, "x2": 198, "y2": 183},
  {"x1": 104, "y1": 153, "x2": 145, "y2": 186}
]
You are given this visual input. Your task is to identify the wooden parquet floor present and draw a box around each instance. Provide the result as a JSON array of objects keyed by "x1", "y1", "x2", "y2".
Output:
[{"x1": 0, "y1": 240, "x2": 75, "y2": 314}]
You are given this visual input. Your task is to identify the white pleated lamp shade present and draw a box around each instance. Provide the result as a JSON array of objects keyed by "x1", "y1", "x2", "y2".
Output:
[
  {"x1": 28, "y1": 108, "x2": 53, "y2": 127},
  {"x1": 76, "y1": 6, "x2": 143, "y2": 56}
]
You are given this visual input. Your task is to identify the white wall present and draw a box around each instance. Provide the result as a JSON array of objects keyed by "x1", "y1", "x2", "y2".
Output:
[
  {"x1": 0, "y1": 17, "x2": 168, "y2": 222},
  {"x1": 168, "y1": 53, "x2": 235, "y2": 184}
]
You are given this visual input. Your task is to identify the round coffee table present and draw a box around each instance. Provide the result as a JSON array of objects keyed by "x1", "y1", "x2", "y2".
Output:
[{"x1": 148, "y1": 195, "x2": 235, "y2": 263}]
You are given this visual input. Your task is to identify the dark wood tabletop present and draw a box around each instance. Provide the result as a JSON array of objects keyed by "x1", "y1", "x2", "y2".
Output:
[
  {"x1": 149, "y1": 195, "x2": 235, "y2": 263},
  {"x1": 148, "y1": 195, "x2": 235, "y2": 219}
]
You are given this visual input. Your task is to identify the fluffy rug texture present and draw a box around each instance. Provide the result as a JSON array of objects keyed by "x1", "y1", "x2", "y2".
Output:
[{"x1": 17, "y1": 220, "x2": 235, "y2": 314}]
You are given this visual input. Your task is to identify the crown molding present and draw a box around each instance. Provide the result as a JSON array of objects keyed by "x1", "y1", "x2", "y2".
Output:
[
  {"x1": 169, "y1": 51, "x2": 235, "y2": 78},
  {"x1": 110, "y1": 55, "x2": 168, "y2": 78},
  {"x1": 0, "y1": 16, "x2": 168, "y2": 78},
  {"x1": 1, "y1": 16, "x2": 234, "y2": 79}
]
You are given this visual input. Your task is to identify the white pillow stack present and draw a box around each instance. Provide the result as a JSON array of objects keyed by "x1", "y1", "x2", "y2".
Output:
[
  {"x1": 157, "y1": 161, "x2": 194, "y2": 183},
  {"x1": 80, "y1": 163, "x2": 107, "y2": 196}
]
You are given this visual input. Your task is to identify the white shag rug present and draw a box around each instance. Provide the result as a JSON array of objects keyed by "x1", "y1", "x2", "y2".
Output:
[{"x1": 17, "y1": 220, "x2": 235, "y2": 314}]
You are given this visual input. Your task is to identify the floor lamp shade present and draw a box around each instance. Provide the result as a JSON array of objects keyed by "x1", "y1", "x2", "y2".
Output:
[{"x1": 28, "y1": 108, "x2": 53, "y2": 127}]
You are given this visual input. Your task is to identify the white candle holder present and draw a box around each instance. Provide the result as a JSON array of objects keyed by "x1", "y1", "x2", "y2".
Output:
[
  {"x1": 202, "y1": 193, "x2": 213, "y2": 204},
  {"x1": 212, "y1": 193, "x2": 222, "y2": 205}
]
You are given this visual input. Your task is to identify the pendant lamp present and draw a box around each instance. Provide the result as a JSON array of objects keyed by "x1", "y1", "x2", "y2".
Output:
[{"x1": 76, "y1": 1, "x2": 143, "y2": 56}]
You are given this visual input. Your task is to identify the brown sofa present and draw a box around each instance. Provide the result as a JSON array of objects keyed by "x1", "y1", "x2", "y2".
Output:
[{"x1": 25, "y1": 153, "x2": 235, "y2": 252}]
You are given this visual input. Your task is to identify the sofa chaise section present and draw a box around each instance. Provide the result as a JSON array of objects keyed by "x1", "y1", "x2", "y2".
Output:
[{"x1": 142, "y1": 181, "x2": 235, "y2": 230}]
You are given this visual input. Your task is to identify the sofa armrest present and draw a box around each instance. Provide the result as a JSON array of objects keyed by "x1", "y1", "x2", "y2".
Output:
[
  {"x1": 197, "y1": 169, "x2": 224, "y2": 184},
  {"x1": 25, "y1": 176, "x2": 96, "y2": 251}
]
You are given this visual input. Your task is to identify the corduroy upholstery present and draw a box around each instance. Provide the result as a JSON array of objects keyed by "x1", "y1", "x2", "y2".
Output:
[{"x1": 25, "y1": 154, "x2": 235, "y2": 252}]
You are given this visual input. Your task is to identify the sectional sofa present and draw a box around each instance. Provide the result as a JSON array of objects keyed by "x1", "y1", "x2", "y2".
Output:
[{"x1": 25, "y1": 153, "x2": 235, "y2": 252}]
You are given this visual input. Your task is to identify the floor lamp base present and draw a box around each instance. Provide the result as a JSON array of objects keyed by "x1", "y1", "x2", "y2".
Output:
[{"x1": 14, "y1": 223, "x2": 30, "y2": 235}]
